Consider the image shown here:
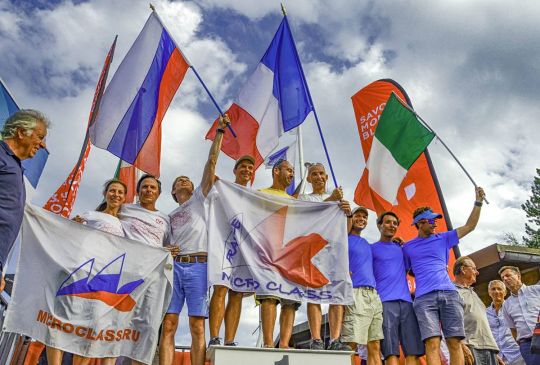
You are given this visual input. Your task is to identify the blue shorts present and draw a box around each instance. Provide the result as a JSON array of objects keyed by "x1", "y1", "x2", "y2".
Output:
[
  {"x1": 167, "y1": 262, "x2": 208, "y2": 317},
  {"x1": 412, "y1": 290, "x2": 465, "y2": 341},
  {"x1": 381, "y1": 300, "x2": 425, "y2": 358}
]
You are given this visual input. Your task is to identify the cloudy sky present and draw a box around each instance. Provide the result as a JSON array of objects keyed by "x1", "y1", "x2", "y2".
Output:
[{"x1": 2, "y1": 0, "x2": 539, "y2": 347}]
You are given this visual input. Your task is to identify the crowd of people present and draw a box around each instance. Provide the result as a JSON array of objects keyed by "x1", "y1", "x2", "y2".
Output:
[{"x1": 1, "y1": 110, "x2": 540, "y2": 365}]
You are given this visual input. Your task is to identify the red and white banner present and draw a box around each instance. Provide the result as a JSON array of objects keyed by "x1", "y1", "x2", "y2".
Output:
[
  {"x1": 43, "y1": 37, "x2": 117, "y2": 217},
  {"x1": 4, "y1": 205, "x2": 173, "y2": 364},
  {"x1": 207, "y1": 180, "x2": 353, "y2": 304}
]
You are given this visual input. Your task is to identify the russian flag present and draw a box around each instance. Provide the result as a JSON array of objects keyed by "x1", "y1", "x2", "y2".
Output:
[
  {"x1": 89, "y1": 13, "x2": 189, "y2": 177},
  {"x1": 0, "y1": 79, "x2": 49, "y2": 188},
  {"x1": 206, "y1": 17, "x2": 314, "y2": 170}
]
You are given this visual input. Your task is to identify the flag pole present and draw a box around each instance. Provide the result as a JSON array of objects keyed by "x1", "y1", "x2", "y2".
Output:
[
  {"x1": 312, "y1": 110, "x2": 339, "y2": 189},
  {"x1": 149, "y1": 4, "x2": 237, "y2": 138},
  {"x1": 392, "y1": 92, "x2": 489, "y2": 204},
  {"x1": 281, "y1": 4, "x2": 339, "y2": 189}
]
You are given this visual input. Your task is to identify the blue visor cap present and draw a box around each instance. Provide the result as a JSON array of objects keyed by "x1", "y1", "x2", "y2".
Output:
[{"x1": 412, "y1": 210, "x2": 442, "y2": 225}]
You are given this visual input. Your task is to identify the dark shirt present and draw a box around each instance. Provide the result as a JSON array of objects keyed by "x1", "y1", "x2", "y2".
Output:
[{"x1": 0, "y1": 140, "x2": 25, "y2": 266}]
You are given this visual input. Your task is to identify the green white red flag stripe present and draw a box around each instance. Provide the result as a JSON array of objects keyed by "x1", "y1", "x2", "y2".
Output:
[{"x1": 364, "y1": 92, "x2": 435, "y2": 204}]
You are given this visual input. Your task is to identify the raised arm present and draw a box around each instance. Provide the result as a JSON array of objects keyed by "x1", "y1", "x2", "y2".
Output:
[
  {"x1": 201, "y1": 115, "x2": 229, "y2": 197},
  {"x1": 456, "y1": 187, "x2": 485, "y2": 239}
]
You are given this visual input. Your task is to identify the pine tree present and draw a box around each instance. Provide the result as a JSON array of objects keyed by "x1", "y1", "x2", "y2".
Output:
[{"x1": 522, "y1": 168, "x2": 540, "y2": 248}]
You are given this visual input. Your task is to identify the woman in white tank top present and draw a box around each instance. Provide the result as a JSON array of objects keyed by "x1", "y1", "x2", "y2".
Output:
[{"x1": 46, "y1": 179, "x2": 127, "y2": 365}]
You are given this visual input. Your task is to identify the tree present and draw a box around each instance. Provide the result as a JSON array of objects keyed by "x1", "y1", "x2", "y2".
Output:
[{"x1": 522, "y1": 168, "x2": 540, "y2": 248}]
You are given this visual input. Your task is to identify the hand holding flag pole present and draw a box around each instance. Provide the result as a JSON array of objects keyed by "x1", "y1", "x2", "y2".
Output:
[
  {"x1": 392, "y1": 92, "x2": 489, "y2": 204},
  {"x1": 281, "y1": 3, "x2": 339, "y2": 189},
  {"x1": 149, "y1": 3, "x2": 237, "y2": 138}
]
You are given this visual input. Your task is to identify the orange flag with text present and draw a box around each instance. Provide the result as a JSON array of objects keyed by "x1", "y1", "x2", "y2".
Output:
[{"x1": 351, "y1": 79, "x2": 457, "y2": 291}]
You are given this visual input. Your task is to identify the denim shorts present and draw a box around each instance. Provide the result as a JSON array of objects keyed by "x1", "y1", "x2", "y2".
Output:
[
  {"x1": 381, "y1": 300, "x2": 425, "y2": 358},
  {"x1": 412, "y1": 290, "x2": 465, "y2": 341},
  {"x1": 167, "y1": 262, "x2": 209, "y2": 317}
]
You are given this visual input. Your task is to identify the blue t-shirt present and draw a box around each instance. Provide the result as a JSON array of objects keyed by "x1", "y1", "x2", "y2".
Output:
[
  {"x1": 371, "y1": 240, "x2": 411, "y2": 302},
  {"x1": 0, "y1": 141, "x2": 25, "y2": 266},
  {"x1": 403, "y1": 230, "x2": 459, "y2": 298},
  {"x1": 348, "y1": 234, "x2": 376, "y2": 288}
]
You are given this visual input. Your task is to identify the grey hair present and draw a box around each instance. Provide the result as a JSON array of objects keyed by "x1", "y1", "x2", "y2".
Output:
[
  {"x1": 1, "y1": 109, "x2": 50, "y2": 139},
  {"x1": 307, "y1": 162, "x2": 326, "y2": 173},
  {"x1": 488, "y1": 280, "x2": 506, "y2": 290}
]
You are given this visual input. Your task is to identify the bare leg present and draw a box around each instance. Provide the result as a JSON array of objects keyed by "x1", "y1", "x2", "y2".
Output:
[
  {"x1": 347, "y1": 342, "x2": 358, "y2": 351},
  {"x1": 366, "y1": 340, "x2": 382, "y2": 365},
  {"x1": 328, "y1": 304, "x2": 343, "y2": 340},
  {"x1": 279, "y1": 305, "x2": 295, "y2": 348},
  {"x1": 102, "y1": 358, "x2": 118, "y2": 365},
  {"x1": 209, "y1": 285, "x2": 228, "y2": 339},
  {"x1": 405, "y1": 355, "x2": 421, "y2": 365},
  {"x1": 159, "y1": 313, "x2": 179, "y2": 365},
  {"x1": 385, "y1": 355, "x2": 399, "y2": 365},
  {"x1": 72, "y1": 355, "x2": 91, "y2": 365},
  {"x1": 307, "y1": 303, "x2": 322, "y2": 340},
  {"x1": 425, "y1": 337, "x2": 442, "y2": 365},
  {"x1": 261, "y1": 299, "x2": 278, "y2": 347},
  {"x1": 446, "y1": 338, "x2": 464, "y2": 365},
  {"x1": 45, "y1": 347, "x2": 63, "y2": 365},
  {"x1": 224, "y1": 290, "x2": 243, "y2": 343},
  {"x1": 189, "y1": 316, "x2": 206, "y2": 365}
]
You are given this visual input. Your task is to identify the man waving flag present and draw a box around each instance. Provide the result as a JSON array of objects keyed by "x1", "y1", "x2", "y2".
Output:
[{"x1": 206, "y1": 16, "x2": 314, "y2": 170}]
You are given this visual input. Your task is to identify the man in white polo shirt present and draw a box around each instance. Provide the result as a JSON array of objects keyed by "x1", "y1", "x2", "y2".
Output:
[{"x1": 499, "y1": 265, "x2": 540, "y2": 365}]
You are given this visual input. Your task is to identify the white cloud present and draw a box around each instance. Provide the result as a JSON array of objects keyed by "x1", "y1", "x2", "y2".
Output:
[{"x1": 2, "y1": 0, "x2": 540, "y2": 348}]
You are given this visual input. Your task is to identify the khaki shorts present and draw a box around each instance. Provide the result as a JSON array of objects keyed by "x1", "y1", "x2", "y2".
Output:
[{"x1": 341, "y1": 287, "x2": 384, "y2": 345}]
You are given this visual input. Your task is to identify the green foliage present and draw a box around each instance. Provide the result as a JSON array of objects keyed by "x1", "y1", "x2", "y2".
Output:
[
  {"x1": 522, "y1": 168, "x2": 540, "y2": 248},
  {"x1": 502, "y1": 232, "x2": 521, "y2": 246}
]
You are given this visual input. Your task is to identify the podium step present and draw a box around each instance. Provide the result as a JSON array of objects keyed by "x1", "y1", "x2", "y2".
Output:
[{"x1": 207, "y1": 345, "x2": 354, "y2": 365}]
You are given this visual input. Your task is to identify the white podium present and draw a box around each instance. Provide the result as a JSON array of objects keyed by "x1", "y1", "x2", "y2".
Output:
[{"x1": 207, "y1": 346, "x2": 354, "y2": 365}]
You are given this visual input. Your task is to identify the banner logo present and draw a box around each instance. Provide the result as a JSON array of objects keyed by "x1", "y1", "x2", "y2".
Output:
[
  {"x1": 56, "y1": 254, "x2": 144, "y2": 312},
  {"x1": 254, "y1": 206, "x2": 329, "y2": 288}
]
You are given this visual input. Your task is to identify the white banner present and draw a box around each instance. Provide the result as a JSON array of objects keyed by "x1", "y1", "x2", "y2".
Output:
[
  {"x1": 208, "y1": 180, "x2": 353, "y2": 305},
  {"x1": 3, "y1": 204, "x2": 173, "y2": 364}
]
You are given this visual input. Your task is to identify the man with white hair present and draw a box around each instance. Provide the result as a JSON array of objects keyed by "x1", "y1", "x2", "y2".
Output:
[
  {"x1": 486, "y1": 280, "x2": 525, "y2": 365},
  {"x1": 453, "y1": 256, "x2": 501, "y2": 365},
  {"x1": 298, "y1": 162, "x2": 352, "y2": 351},
  {"x1": 0, "y1": 109, "x2": 49, "y2": 290}
]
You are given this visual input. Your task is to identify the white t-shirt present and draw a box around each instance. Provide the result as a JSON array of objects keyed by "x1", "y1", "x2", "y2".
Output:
[
  {"x1": 119, "y1": 204, "x2": 170, "y2": 247},
  {"x1": 298, "y1": 192, "x2": 330, "y2": 202},
  {"x1": 169, "y1": 186, "x2": 207, "y2": 254},
  {"x1": 80, "y1": 211, "x2": 124, "y2": 237}
]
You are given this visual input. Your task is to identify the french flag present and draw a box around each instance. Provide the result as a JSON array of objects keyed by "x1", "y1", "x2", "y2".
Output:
[
  {"x1": 206, "y1": 17, "x2": 314, "y2": 169},
  {"x1": 89, "y1": 13, "x2": 189, "y2": 177}
]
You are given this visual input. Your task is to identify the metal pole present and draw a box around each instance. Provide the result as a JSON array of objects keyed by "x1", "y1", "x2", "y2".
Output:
[
  {"x1": 424, "y1": 148, "x2": 461, "y2": 257},
  {"x1": 392, "y1": 92, "x2": 488, "y2": 204},
  {"x1": 312, "y1": 109, "x2": 339, "y2": 188},
  {"x1": 150, "y1": 4, "x2": 237, "y2": 137}
]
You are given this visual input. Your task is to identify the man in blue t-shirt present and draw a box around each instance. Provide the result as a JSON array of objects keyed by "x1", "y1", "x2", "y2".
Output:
[
  {"x1": 371, "y1": 211, "x2": 424, "y2": 365},
  {"x1": 403, "y1": 187, "x2": 486, "y2": 365},
  {"x1": 341, "y1": 206, "x2": 383, "y2": 365}
]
